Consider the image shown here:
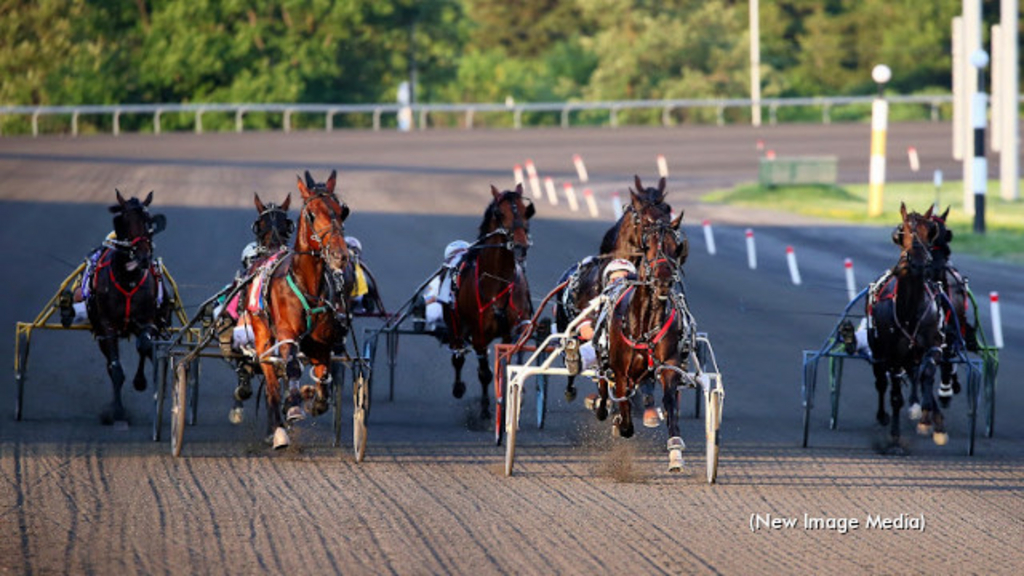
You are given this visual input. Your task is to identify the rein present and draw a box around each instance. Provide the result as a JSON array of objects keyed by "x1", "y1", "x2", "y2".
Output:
[{"x1": 93, "y1": 247, "x2": 154, "y2": 331}]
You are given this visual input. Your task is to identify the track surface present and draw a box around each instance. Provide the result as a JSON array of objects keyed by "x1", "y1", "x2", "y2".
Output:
[{"x1": 2, "y1": 124, "x2": 1022, "y2": 574}]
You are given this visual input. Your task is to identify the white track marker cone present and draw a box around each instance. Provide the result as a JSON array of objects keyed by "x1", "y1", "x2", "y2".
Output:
[
  {"x1": 844, "y1": 258, "x2": 856, "y2": 302},
  {"x1": 990, "y1": 292, "x2": 1003, "y2": 348},
  {"x1": 573, "y1": 154, "x2": 589, "y2": 183},
  {"x1": 562, "y1": 181, "x2": 579, "y2": 212},
  {"x1": 702, "y1": 220, "x2": 716, "y2": 255},
  {"x1": 657, "y1": 154, "x2": 669, "y2": 178},
  {"x1": 745, "y1": 229, "x2": 757, "y2": 269},
  {"x1": 513, "y1": 164, "x2": 524, "y2": 187},
  {"x1": 611, "y1": 191, "x2": 623, "y2": 219},
  {"x1": 908, "y1": 146, "x2": 920, "y2": 173},
  {"x1": 786, "y1": 246, "x2": 802, "y2": 285},
  {"x1": 525, "y1": 159, "x2": 544, "y2": 201},
  {"x1": 583, "y1": 188, "x2": 599, "y2": 218}
]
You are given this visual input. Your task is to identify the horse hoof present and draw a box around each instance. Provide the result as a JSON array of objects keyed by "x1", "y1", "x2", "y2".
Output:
[
  {"x1": 884, "y1": 443, "x2": 907, "y2": 456},
  {"x1": 668, "y1": 451, "x2": 684, "y2": 472},
  {"x1": 452, "y1": 381, "x2": 466, "y2": 399},
  {"x1": 908, "y1": 404, "x2": 922, "y2": 421},
  {"x1": 228, "y1": 407, "x2": 244, "y2": 425},
  {"x1": 286, "y1": 406, "x2": 306, "y2": 424},
  {"x1": 584, "y1": 393, "x2": 598, "y2": 411},
  {"x1": 310, "y1": 399, "x2": 329, "y2": 418},
  {"x1": 643, "y1": 408, "x2": 661, "y2": 428},
  {"x1": 564, "y1": 387, "x2": 577, "y2": 403},
  {"x1": 876, "y1": 413, "x2": 890, "y2": 427},
  {"x1": 916, "y1": 422, "x2": 932, "y2": 436},
  {"x1": 133, "y1": 377, "x2": 146, "y2": 392},
  {"x1": 272, "y1": 427, "x2": 290, "y2": 450},
  {"x1": 933, "y1": 432, "x2": 949, "y2": 446}
]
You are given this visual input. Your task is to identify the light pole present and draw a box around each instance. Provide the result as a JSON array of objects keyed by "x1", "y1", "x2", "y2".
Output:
[
  {"x1": 867, "y1": 64, "x2": 891, "y2": 217},
  {"x1": 970, "y1": 49, "x2": 989, "y2": 233}
]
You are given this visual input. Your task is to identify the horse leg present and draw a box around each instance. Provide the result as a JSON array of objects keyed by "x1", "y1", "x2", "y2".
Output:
[
  {"x1": 887, "y1": 369, "x2": 905, "y2": 450},
  {"x1": 592, "y1": 378, "x2": 610, "y2": 421},
  {"x1": 476, "y1": 350, "x2": 492, "y2": 420},
  {"x1": 937, "y1": 354, "x2": 955, "y2": 408},
  {"x1": 451, "y1": 351, "x2": 466, "y2": 399},
  {"x1": 132, "y1": 326, "x2": 154, "y2": 391},
  {"x1": 282, "y1": 342, "x2": 305, "y2": 424},
  {"x1": 919, "y1": 349, "x2": 947, "y2": 445},
  {"x1": 98, "y1": 335, "x2": 127, "y2": 425},
  {"x1": 662, "y1": 371, "x2": 684, "y2": 472},
  {"x1": 228, "y1": 361, "x2": 253, "y2": 425},
  {"x1": 872, "y1": 363, "x2": 890, "y2": 426},
  {"x1": 612, "y1": 379, "x2": 634, "y2": 439},
  {"x1": 307, "y1": 362, "x2": 332, "y2": 417},
  {"x1": 906, "y1": 368, "x2": 923, "y2": 421},
  {"x1": 565, "y1": 375, "x2": 578, "y2": 403}
]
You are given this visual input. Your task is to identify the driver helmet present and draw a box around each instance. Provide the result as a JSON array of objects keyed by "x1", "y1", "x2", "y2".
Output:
[
  {"x1": 444, "y1": 240, "x2": 470, "y2": 264},
  {"x1": 240, "y1": 242, "x2": 261, "y2": 267},
  {"x1": 345, "y1": 236, "x2": 363, "y2": 255},
  {"x1": 603, "y1": 258, "x2": 636, "y2": 284}
]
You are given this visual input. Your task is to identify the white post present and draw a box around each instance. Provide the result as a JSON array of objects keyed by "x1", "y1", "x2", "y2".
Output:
[
  {"x1": 907, "y1": 146, "x2": 920, "y2": 172},
  {"x1": 745, "y1": 229, "x2": 757, "y2": 270},
  {"x1": 1000, "y1": 0, "x2": 1019, "y2": 201},
  {"x1": 611, "y1": 191, "x2": 623, "y2": 219},
  {"x1": 749, "y1": 0, "x2": 762, "y2": 127},
  {"x1": 868, "y1": 64, "x2": 891, "y2": 217},
  {"x1": 962, "y1": 0, "x2": 982, "y2": 216},
  {"x1": 991, "y1": 25, "x2": 1003, "y2": 153},
  {"x1": 573, "y1": 154, "x2": 589, "y2": 183},
  {"x1": 656, "y1": 154, "x2": 669, "y2": 178},
  {"x1": 970, "y1": 49, "x2": 989, "y2": 233},
  {"x1": 525, "y1": 159, "x2": 543, "y2": 200},
  {"x1": 583, "y1": 188, "x2": 599, "y2": 218},
  {"x1": 990, "y1": 292, "x2": 1004, "y2": 348},
  {"x1": 953, "y1": 16, "x2": 965, "y2": 161},
  {"x1": 786, "y1": 246, "x2": 802, "y2": 286},
  {"x1": 702, "y1": 220, "x2": 716, "y2": 255},
  {"x1": 562, "y1": 181, "x2": 579, "y2": 212},
  {"x1": 844, "y1": 258, "x2": 856, "y2": 302},
  {"x1": 513, "y1": 164, "x2": 524, "y2": 187}
]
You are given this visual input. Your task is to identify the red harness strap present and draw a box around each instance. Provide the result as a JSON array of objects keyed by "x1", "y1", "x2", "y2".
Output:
[
  {"x1": 615, "y1": 286, "x2": 678, "y2": 371},
  {"x1": 94, "y1": 248, "x2": 151, "y2": 331},
  {"x1": 473, "y1": 258, "x2": 517, "y2": 338}
]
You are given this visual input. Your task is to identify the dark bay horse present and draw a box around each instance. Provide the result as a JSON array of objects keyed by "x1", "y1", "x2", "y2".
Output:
[
  {"x1": 248, "y1": 170, "x2": 351, "y2": 449},
  {"x1": 868, "y1": 203, "x2": 946, "y2": 450},
  {"x1": 557, "y1": 175, "x2": 685, "y2": 401},
  {"x1": 87, "y1": 190, "x2": 168, "y2": 424},
  {"x1": 223, "y1": 192, "x2": 295, "y2": 424},
  {"x1": 445, "y1": 184, "x2": 535, "y2": 420},
  {"x1": 595, "y1": 206, "x2": 694, "y2": 471}
]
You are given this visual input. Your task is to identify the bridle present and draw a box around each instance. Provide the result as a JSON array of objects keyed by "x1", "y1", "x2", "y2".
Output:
[
  {"x1": 298, "y1": 188, "x2": 349, "y2": 269},
  {"x1": 253, "y1": 203, "x2": 294, "y2": 248},
  {"x1": 482, "y1": 194, "x2": 533, "y2": 261}
]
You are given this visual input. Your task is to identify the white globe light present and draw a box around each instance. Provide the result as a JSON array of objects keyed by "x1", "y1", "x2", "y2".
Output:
[
  {"x1": 871, "y1": 64, "x2": 892, "y2": 84},
  {"x1": 970, "y1": 49, "x2": 989, "y2": 69}
]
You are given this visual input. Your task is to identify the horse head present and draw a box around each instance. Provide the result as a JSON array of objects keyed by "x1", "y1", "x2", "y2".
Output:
[
  {"x1": 894, "y1": 203, "x2": 939, "y2": 279},
  {"x1": 296, "y1": 169, "x2": 350, "y2": 276},
  {"x1": 109, "y1": 189, "x2": 163, "y2": 271},
  {"x1": 253, "y1": 192, "x2": 294, "y2": 250},
  {"x1": 483, "y1": 183, "x2": 534, "y2": 263},
  {"x1": 614, "y1": 175, "x2": 687, "y2": 265}
]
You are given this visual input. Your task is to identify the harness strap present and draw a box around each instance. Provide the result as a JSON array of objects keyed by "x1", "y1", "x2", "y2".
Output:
[
  {"x1": 95, "y1": 249, "x2": 153, "y2": 331},
  {"x1": 615, "y1": 286, "x2": 678, "y2": 371},
  {"x1": 286, "y1": 273, "x2": 328, "y2": 332}
]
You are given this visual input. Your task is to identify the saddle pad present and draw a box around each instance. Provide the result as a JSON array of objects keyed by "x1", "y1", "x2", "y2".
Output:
[{"x1": 247, "y1": 251, "x2": 284, "y2": 313}]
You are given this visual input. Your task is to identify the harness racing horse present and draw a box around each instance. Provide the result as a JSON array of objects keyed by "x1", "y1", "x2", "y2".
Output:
[
  {"x1": 593, "y1": 207, "x2": 694, "y2": 471},
  {"x1": 248, "y1": 170, "x2": 351, "y2": 449},
  {"x1": 222, "y1": 192, "x2": 295, "y2": 424},
  {"x1": 87, "y1": 190, "x2": 168, "y2": 424},
  {"x1": 557, "y1": 175, "x2": 685, "y2": 402},
  {"x1": 445, "y1": 184, "x2": 535, "y2": 420},
  {"x1": 868, "y1": 203, "x2": 946, "y2": 451}
]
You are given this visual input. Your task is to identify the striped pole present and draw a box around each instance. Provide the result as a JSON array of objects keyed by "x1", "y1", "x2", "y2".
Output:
[
  {"x1": 786, "y1": 246, "x2": 802, "y2": 286},
  {"x1": 844, "y1": 258, "x2": 856, "y2": 302},
  {"x1": 513, "y1": 164, "x2": 524, "y2": 187},
  {"x1": 656, "y1": 154, "x2": 669, "y2": 178},
  {"x1": 611, "y1": 191, "x2": 623, "y2": 219},
  {"x1": 702, "y1": 220, "x2": 716, "y2": 255},
  {"x1": 583, "y1": 188, "x2": 599, "y2": 218},
  {"x1": 562, "y1": 181, "x2": 579, "y2": 212},
  {"x1": 990, "y1": 292, "x2": 1003, "y2": 348},
  {"x1": 867, "y1": 65, "x2": 891, "y2": 217},
  {"x1": 573, "y1": 154, "x2": 589, "y2": 183},
  {"x1": 970, "y1": 49, "x2": 989, "y2": 234},
  {"x1": 745, "y1": 229, "x2": 757, "y2": 270},
  {"x1": 525, "y1": 159, "x2": 543, "y2": 201}
]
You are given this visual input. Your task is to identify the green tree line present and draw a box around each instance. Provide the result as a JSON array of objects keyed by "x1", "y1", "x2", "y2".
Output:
[{"x1": 0, "y1": 0, "x2": 1015, "y2": 133}]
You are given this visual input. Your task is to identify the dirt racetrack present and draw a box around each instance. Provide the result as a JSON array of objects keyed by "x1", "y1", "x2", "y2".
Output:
[{"x1": 2, "y1": 125, "x2": 1023, "y2": 574}]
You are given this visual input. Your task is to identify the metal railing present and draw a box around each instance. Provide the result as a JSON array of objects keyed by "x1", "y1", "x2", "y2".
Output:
[{"x1": 0, "y1": 94, "x2": 997, "y2": 137}]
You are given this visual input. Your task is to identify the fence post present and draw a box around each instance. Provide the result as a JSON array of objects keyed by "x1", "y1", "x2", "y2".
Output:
[
  {"x1": 561, "y1": 106, "x2": 570, "y2": 128},
  {"x1": 72, "y1": 110, "x2": 79, "y2": 137},
  {"x1": 113, "y1": 108, "x2": 121, "y2": 136},
  {"x1": 154, "y1": 109, "x2": 162, "y2": 135},
  {"x1": 32, "y1": 110, "x2": 39, "y2": 137},
  {"x1": 236, "y1": 108, "x2": 245, "y2": 133},
  {"x1": 195, "y1": 109, "x2": 204, "y2": 134}
]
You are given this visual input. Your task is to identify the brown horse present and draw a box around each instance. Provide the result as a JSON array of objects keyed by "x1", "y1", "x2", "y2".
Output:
[
  {"x1": 557, "y1": 175, "x2": 685, "y2": 401},
  {"x1": 594, "y1": 205, "x2": 693, "y2": 470},
  {"x1": 87, "y1": 190, "x2": 168, "y2": 424},
  {"x1": 868, "y1": 203, "x2": 945, "y2": 451},
  {"x1": 445, "y1": 184, "x2": 535, "y2": 420},
  {"x1": 248, "y1": 170, "x2": 351, "y2": 449}
]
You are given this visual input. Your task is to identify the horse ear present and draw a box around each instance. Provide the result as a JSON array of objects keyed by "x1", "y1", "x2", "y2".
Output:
[
  {"x1": 657, "y1": 177, "x2": 667, "y2": 202},
  {"x1": 280, "y1": 193, "x2": 291, "y2": 211},
  {"x1": 900, "y1": 202, "x2": 908, "y2": 221},
  {"x1": 524, "y1": 200, "x2": 535, "y2": 220},
  {"x1": 941, "y1": 206, "x2": 950, "y2": 221},
  {"x1": 143, "y1": 191, "x2": 154, "y2": 206},
  {"x1": 254, "y1": 193, "x2": 266, "y2": 213},
  {"x1": 326, "y1": 170, "x2": 337, "y2": 194},
  {"x1": 340, "y1": 203, "x2": 350, "y2": 222},
  {"x1": 634, "y1": 175, "x2": 644, "y2": 193},
  {"x1": 116, "y1": 189, "x2": 126, "y2": 206},
  {"x1": 671, "y1": 210, "x2": 684, "y2": 230},
  {"x1": 297, "y1": 174, "x2": 310, "y2": 198},
  {"x1": 304, "y1": 170, "x2": 316, "y2": 191},
  {"x1": 630, "y1": 188, "x2": 644, "y2": 212},
  {"x1": 924, "y1": 204, "x2": 933, "y2": 219},
  {"x1": 514, "y1": 182, "x2": 524, "y2": 196},
  {"x1": 491, "y1": 185, "x2": 501, "y2": 200}
]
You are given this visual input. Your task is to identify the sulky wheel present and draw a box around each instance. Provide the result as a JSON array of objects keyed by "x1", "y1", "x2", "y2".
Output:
[
  {"x1": 151, "y1": 350, "x2": 169, "y2": 442},
  {"x1": 352, "y1": 373, "x2": 369, "y2": 463},
  {"x1": 171, "y1": 359, "x2": 188, "y2": 457},
  {"x1": 14, "y1": 332, "x2": 30, "y2": 422},
  {"x1": 704, "y1": 375, "x2": 723, "y2": 484},
  {"x1": 503, "y1": 381, "x2": 521, "y2": 477}
]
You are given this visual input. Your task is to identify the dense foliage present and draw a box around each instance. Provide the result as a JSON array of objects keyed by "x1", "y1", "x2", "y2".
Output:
[{"x1": 0, "y1": 0, "x2": 1014, "y2": 132}]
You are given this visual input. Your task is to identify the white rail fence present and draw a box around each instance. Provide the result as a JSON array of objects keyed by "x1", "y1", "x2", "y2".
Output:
[{"x1": 2, "y1": 94, "x2": 1009, "y2": 137}]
